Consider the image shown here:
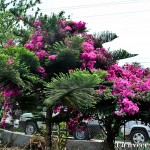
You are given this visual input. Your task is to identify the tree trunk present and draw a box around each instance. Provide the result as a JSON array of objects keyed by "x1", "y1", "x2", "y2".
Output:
[
  {"x1": 46, "y1": 106, "x2": 52, "y2": 150},
  {"x1": 105, "y1": 124, "x2": 115, "y2": 150}
]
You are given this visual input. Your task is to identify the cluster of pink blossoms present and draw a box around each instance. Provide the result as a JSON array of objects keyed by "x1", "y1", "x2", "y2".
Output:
[
  {"x1": 24, "y1": 29, "x2": 43, "y2": 51},
  {"x1": 35, "y1": 50, "x2": 47, "y2": 60},
  {"x1": 2, "y1": 87, "x2": 20, "y2": 98},
  {"x1": 80, "y1": 38, "x2": 112, "y2": 70},
  {"x1": 114, "y1": 98, "x2": 139, "y2": 116},
  {"x1": 53, "y1": 105, "x2": 64, "y2": 114},
  {"x1": 24, "y1": 20, "x2": 57, "y2": 76},
  {"x1": 105, "y1": 64, "x2": 150, "y2": 116},
  {"x1": 6, "y1": 59, "x2": 14, "y2": 65},
  {"x1": 67, "y1": 114, "x2": 82, "y2": 131},
  {"x1": 1, "y1": 100, "x2": 13, "y2": 127},
  {"x1": 59, "y1": 20, "x2": 86, "y2": 34},
  {"x1": 0, "y1": 86, "x2": 20, "y2": 127},
  {"x1": 3, "y1": 39, "x2": 16, "y2": 48}
]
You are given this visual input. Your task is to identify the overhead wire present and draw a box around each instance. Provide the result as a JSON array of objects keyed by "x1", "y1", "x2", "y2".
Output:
[
  {"x1": 27, "y1": 0, "x2": 150, "y2": 18},
  {"x1": 72, "y1": 9, "x2": 150, "y2": 18},
  {"x1": 32, "y1": 0, "x2": 150, "y2": 11}
]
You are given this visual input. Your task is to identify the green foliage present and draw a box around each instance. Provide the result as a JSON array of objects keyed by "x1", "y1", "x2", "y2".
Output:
[
  {"x1": 4, "y1": 0, "x2": 41, "y2": 18},
  {"x1": 52, "y1": 35, "x2": 84, "y2": 52},
  {"x1": 0, "y1": 53, "x2": 26, "y2": 88},
  {"x1": 63, "y1": 36, "x2": 85, "y2": 51},
  {"x1": 111, "y1": 49, "x2": 138, "y2": 61},
  {"x1": 94, "y1": 31, "x2": 118, "y2": 48},
  {"x1": 44, "y1": 69, "x2": 104, "y2": 109},
  {"x1": 130, "y1": 62, "x2": 143, "y2": 68},
  {"x1": 39, "y1": 12, "x2": 65, "y2": 32},
  {"x1": 45, "y1": 35, "x2": 87, "y2": 77},
  {"x1": 145, "y1": 92, "x2": 150, "y2": 101},
  {"x1": 99, "y1": 31, "x2": 118, "y2": 43},
  {"x1": 52, "y1": 122, "x2": 69, "y2": 150},
  {"x1": 15, "y1": 94, "x2": 43, "y2": 111},
  {"x1": 38, "y1": 12, "x2": 68, "y2": 45},
  {"x1": 0, "y1": 11, "x2": 34, "y2": 47},
  {"x1": 0, "y1": 0, "x2": 42, "y2": 46},
  {"x1": 0, "y1": 46, "x2": 40, "y2": 71},
  {"x1": 0, "y1": 12, "x2": 16, "y2": 47},
  {"x1": 0, "y1": 46, "x2": 42, "y2": 90},
  {"x1": 85, "y1": 90, "x2": 117, "y2": 116},
  {"x1": 45, "y1": 49, "x2": 81, "y2": 77}
]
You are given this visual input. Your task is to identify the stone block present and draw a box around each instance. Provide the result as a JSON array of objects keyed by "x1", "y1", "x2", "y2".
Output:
[
  {"x1": 66, "y1": 140, "x2": 108, "y2": 150},
  {"x1": 11, "y1": 132, "x2": 32, "y2": 147},
  {"x1": 0, "y1": 129, "x2": 32, "y2": 147}
]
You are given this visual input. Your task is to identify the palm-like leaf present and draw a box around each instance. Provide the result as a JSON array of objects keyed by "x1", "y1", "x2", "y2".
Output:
[{"x1": 44, "y1": 69, "x2": 105, "y2": 109}]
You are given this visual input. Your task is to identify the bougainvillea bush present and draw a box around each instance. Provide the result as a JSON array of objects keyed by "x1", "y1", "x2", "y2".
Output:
[
  {"x1": 107, "y1": 64, "x2": 150, "y2": 116},
  {"x1": 0, "y1": 2, "x2": 150, "y2": 149}
]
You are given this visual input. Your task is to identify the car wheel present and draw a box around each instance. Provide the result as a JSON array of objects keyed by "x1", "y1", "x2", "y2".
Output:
[
  {"x1": 73, "y1": 127, "x2": 89, "y2": 140},
  {"x1": 130, "y1": 130, "x2": 148, "y2": 144},
  {"x1": 24, "y1": 122, "x2": 37, "y2": 135}
]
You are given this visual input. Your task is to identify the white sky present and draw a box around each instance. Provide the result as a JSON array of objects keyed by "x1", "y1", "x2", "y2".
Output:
[{"x1": 29, "y1": 0, "x2": 150, "y2": 68}]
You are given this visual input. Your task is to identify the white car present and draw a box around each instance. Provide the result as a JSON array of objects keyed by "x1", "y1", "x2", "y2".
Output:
[
  {"x1": 121, "y1": 121, "x2": 150, "y2": 144},
  {"x1": 19, "y1": 113, "x2": 46, "y2": 135}
]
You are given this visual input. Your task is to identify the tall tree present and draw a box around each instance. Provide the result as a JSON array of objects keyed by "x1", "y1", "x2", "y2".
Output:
[{"x1": 1, "y1": 1, "x2": 148, "y2": 150}]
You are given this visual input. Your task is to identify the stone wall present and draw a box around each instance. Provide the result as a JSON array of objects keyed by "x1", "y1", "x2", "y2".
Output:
[
  {"x1": 0, "y1": 129, "x2": 136, "y2": 150},
  {"x1": 0, "y1": 129, "x2": 107, "y2": 149},
  {"x1": 0, "y1": 129, "x2": 32, "y2": 147}
]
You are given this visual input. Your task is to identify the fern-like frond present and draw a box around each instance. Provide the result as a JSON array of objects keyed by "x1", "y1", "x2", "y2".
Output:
[{"x1": 44, "y1": 69, "x2": 104, "y2": 109}]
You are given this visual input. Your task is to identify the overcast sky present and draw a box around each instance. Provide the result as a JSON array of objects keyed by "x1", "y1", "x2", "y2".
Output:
[{"x1": 29, "y1": 0, "x2": 150, "y2": 68}]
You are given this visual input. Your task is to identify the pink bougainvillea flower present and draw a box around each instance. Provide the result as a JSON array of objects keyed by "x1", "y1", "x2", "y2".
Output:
[
  {"x1": 37, "y1": 42, "x2": 42, "y2": 50},
  {"x1": 7, "y1": 39, "x2": 13, "y2": 45},
  {"x1": 1, "y1": 120, "x2": 6, "y2": 128},
  {"x1": 34, "y1": 20, "x2": 41, "y2": 26},
  {"x1": 82, "y1": 42, "x2": 94, "y2": 52},
  {"x1": 76, "y1": 21, "x2": 86, "y2": 29},
  {"x1": 65, "y1": 26, "x2": 72, "y2": 31},
  {"x1": 36, "y1": 36, "x2": 43, "y2": 42},
  {"x1": 48, "y1": 55, "x2": 57, "y2": 61},
  {"x1": 3, "y1": 39, "x2": 15, "y2": 48},
  {"x1": 6, "y1": 59, "x2": 14, "y2": 65},
  {"x1": 2, "y1": 88, "x2": 20, "y2": 98},
  {"x1": 59, "y1": 20, "x2": 67, "y2": 27},
  {"x1": 35, "y1": 50, "x2": 47, "y2": 59},
  {"x1": 24, "y1": 43, "x2": 35, "y2": 50},
  {"x1": 70, "y1": 21, "x2": 86, "y2": 30},
  {"x1": 60, "y1": 29, "x2": 65, "y2": 33},
  {"x1": 53, "y1": 105, "x2": 64, "y2": 114},
  {"x1": 37, "y1": 66, "x2": 45, "y2": 73},
  {"x1": 3, "y1": 43, "x2": 8, "y2": 48},
  {"x1": 87, "y1": 60, "x2": 96, "y2": 70}
]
